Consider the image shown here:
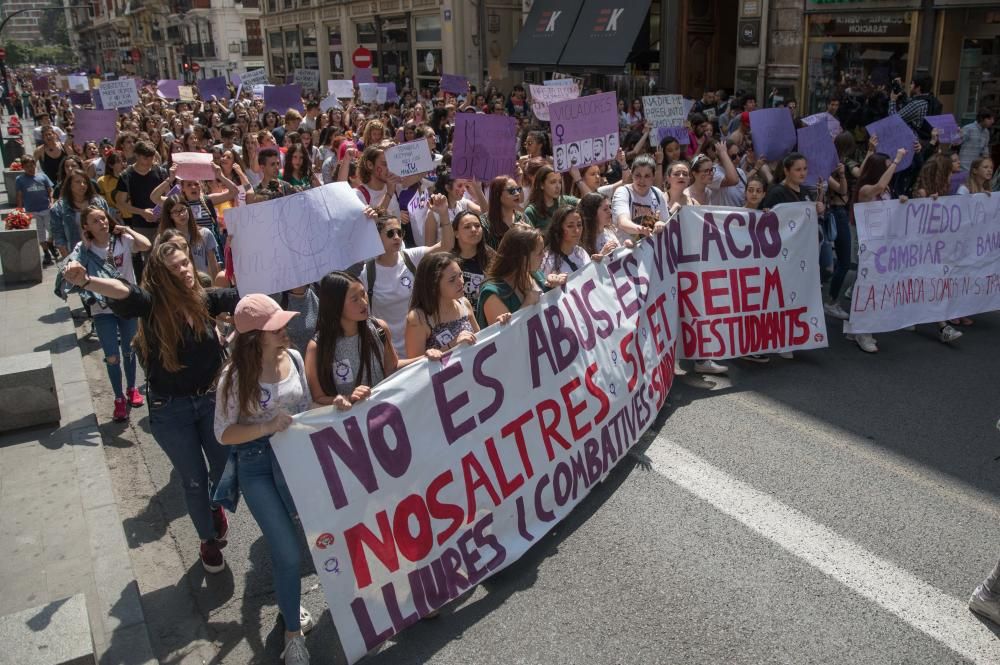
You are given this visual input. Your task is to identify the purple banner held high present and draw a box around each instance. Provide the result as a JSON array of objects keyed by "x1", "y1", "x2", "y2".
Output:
[
  {"x1": 74, "y1": 110, "x2": 119, "y2": 144},
  {"x1": 69, "y1": 91, "x2": 92, "y2": 106},
  {"x1": 197, "y1": 76, "x2": 230, "y2": 101},
  {"x1": 451, "y1": 114, "x2": 518, "y2": 182},
  {"x1": 354, "y1": 68, "x2": 374, "y2": 84},
  {"x1": 796, "y1": 120, "x2": 839, "y2": 184},
  {"x1": 264, "y1": 84, "x2": 304, "y2": 113},
  {"x1": 925, "y1": 114, "x2": 961, "y2": 144},
  {"x1": 657, "y1": 126, "x2": 690, "y2": 146},
  {"x1": 865, "y1": 114, "x2": 917, "y2": 171},
  {"x1": 749, "y1": 108, "x2": 796, "y2": 161},
  {"x1": 157, "y1": 79, "x2": 182, "y2": 100},
  {"x1": 548, "y1": 92, "x2": 619, "y2": 173},
  {"x1": 440, "y1": 74, "x2": 469, "y2": 95}
]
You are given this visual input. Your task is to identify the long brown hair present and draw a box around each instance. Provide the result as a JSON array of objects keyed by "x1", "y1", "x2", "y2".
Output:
[
  {"x1": 915, "y1": 154, "x2": 951, "y2": 197},
  {"x1": 157, "y1": 195, "x2": 203, "y2": 247},
  {"x1": 451, "y1": 210, "x2": 494, "y2": 270},
  {"x1": 486, "y1": 175, "x2": 516, "y2": 247},
  {"x1": 80, "y1": 206, "x2": 116, "y2": 240},
  {"x1": 134, "y1": 242, "x2": 213, "y2": 373},
  {"x1": 219, "y1": 330, "x2": 264, "y2": 418},
  {"x1": 314, "y1": 271, "x2": 381, "y2": 395},
  {"x1": 528, "y1": 165, "x2": 558, "y2": 212},
  {"x1": 486, "y1": 226, "x2": 542, "y2": 297}
]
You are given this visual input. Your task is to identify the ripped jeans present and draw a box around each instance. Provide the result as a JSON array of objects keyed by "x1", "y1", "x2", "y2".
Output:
[
  {"x1": 92, "y1": 313, "x2": 137, "y2": 399},
  {"x1": 148, "y1": 391, "x2": 228, "y2": 541}
]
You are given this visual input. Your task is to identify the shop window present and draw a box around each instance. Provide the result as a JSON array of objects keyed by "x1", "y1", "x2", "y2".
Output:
[
  {"x1": 271, "y1": 54, "x2": 286, "y2": 75},
  {"x1": 416, "y1": 49, "x2": 442, "y2": 78},
  {"x1": 330, "y1": 50, "x2": 344, "y2": 73},
  {"x1": 958, "y1": 38, "x2": 1000, "y2": 124},
  {"x1": 269, "y1": 31, "x2": 283, "y2": 49},
  {"x1": 414, "y1": 14, "x2": 441, "y2": 42},
  {"x1": 304, "y1": 52, "x2": 319, "y2": 68},
  {"x1": 327, "y1": 24, "x2": 342, "y2": 47},
  {"x1": 381, "y1": 16, "x2": 409, "y2": 47},
  {"x1": 303, "y1": 26, "x2": 317, "y2": 48},
  {"x1": 356, "y1": 21, "x2": 377, "y2": 44},
  {"x1": 284, "y1": 29, "x2": 299, "y2": 50}
]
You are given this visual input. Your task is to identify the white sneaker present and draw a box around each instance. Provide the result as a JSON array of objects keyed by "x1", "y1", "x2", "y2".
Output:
[
  {"x1": 855, "y1": 333, "x2": 878, "y2": 353},
  {"x1": 938, "y1": 325, "x2": 962, "y2": 343},
  {"x1": 694, "y1": 360, "x2": 728, "y2": 374},
  {"x1": 824, "y1": 302, "x2": 850, "y2": 320},
  {"x1": 282, "y1": 635, "x2": 310, "y2": 665},
  {"x1": 970, "y1": 584, "x2": 1000, "y2": 626},
  {"x1": 300, "y1": 606, "x2": 314, "y2": 634}
]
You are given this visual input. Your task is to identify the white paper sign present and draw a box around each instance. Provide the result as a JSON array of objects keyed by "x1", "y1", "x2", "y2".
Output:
[
  {"x1": 328, "y1": 79, "x2": 355, "y2": 99},
  {"x1": 406, "y1": 190, "x2": 429, "y2": 247},
  {"x1": 294, "y1": 68, "x2": 320, "y2": 91},
  {"x1": 846, "y1": 194, "x2": 1000, "y2": 333},
  {"x1": 99, "y1": 79, "x2": 140, "y2": 109},
  {"x1": 226, "y1": 183, "x2": 384, "y2": 296},
  {"x1": 529, "y1": 83, "x2": 580, "y2": 122},
  {"x1": 68, "y1": 75, "x2": 89, "y2": 93},
  {"x1": 320, "y1": 94, "x2": 342, "y2": 112},
  {"x1": 543, "y1": 78, "x2": 578, "y2": 87},
  {"x1": 642, "y1": 94, "x2": 686, "y2": 128},
  {"x1": 359, "y1": 83, "x2": 381, "y2": 103},
  {"x1": 385, "y1": 139, "x2": 435, "y2": 178},
  {"x1": 252, "y1": 84, "x2": 265, "y2": 100},
  {"x1": 178, "y1": 85, "x2": 195, "y2": 102},
  {"x1": 240, "y1": 68, "x2": 268, "y2": 87}
]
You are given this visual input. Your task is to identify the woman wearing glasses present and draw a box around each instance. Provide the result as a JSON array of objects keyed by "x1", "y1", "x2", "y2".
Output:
[{"x1": 481, "y1": 175, "x2": 527, "y2": 250}]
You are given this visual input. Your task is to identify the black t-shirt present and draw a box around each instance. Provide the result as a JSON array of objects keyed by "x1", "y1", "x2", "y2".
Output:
[
  {"x1": 108, "y1": 281, "x2": 240, "y2": 396},
  {"x1": 458, "y1": 254, "x2": 487, "y2": 308},
  {"x1": 115, "y1": 165, "x2": 167, "y2": 227},
  {"x1": 761, "y1": 183, "x2": 813, "y2": 210}
]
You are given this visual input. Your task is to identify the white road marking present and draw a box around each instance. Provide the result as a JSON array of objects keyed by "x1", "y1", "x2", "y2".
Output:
[{"x1": 641, "y1": 438, "x2": 1000, "y2": 665}]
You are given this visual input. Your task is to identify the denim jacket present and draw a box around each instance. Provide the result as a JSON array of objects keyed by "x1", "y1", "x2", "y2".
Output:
[
  {"x1": 54, "y1": 239, "x2": 123, "y2": 307},
  {"x1": 50, "y1": 196, "x2": 110, "y2": 251}
]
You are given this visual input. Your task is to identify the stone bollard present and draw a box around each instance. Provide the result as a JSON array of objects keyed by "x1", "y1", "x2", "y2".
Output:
[
  {"x1": 0, "y1": 352, "x2": 60, "y2": 431},
  {"x1": 0, "y1": 217, "x2": 43, "y2": 284}
]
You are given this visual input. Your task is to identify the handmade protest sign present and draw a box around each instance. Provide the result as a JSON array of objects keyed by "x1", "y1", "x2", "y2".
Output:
[
  {"x1": 226, "y1": 183, "x2": 383, "y2": 296},
  {"x1": 355, "y1": 67, "x2": 374, "y2": 84},
  {"x1": 240, "y1": 68, "x2": 269, "y2": 87},
  {"x1": 270, "y1": 230, "x2": 680, "y2": 664},
  {"x1": 543, "y1": 78, "x2": 578, "y2": 87},
  {"x1": 643, "y1": 95, "x2": 686, "y2": 130},
  {"x1": 406, "y1": 189, "x2": 430, "y2": 247},
  {"x1": 386, "y1": 139, "x2": 435, "y2": 178},
  {"x1": 925, "y1": 114, "x2": 961, "y2": 144},
  {"x1": 865, "y1": 114, "x2": 916, "y2": 171},
  {"x1": 656, "y1": 127, "x2": 690, "y2": 145},
  {"x1": 99, "y1": 79, "x2": 140, "y2": 109},
  {"x1": 69, "y1": 91, "x2": 92, "y2": 106},
  {"x1": 452, "y1": 114, "x2": 518, "y2": 181},
  {"x1": 672, "y1": 202, "x2": 828, "y2": 358},
  {"x1": 358, "y1": 83, "x2": 380, "y2": 104},
  {"x1": 264, "y1": 84, "x2": 304, "y2": 113},
  {"x1": 748, "y1": 108, "x2": 796, "y2": 161},
  {"x1": 178, "y1": 86, "x2": 195, "y2": 102},
  {"x1": 320, "y1": 94, "x2": 342, "y2": 112},
  {"x1": 440, "y1": 73, "x2": 469, "y2": 95},
  {"x1": 548, "y1": 92, "x2": 619, "y2": 173},
  {"x1": 802, "y1": 112, "x2": 843, "y2": 140},
  {"x1": 294, "y1": 68, "x2": 320, "y2": 91},
  {"x1": 329, "y1": 79, "x2": 355, "y2": 99},
  {"x1": 796, "y1": 121, "x2": 839, "y2": 184},
  {"x1": 197, "y1": 76, "x2": 230, "y2": 100},
  {"x1": 156, "y1": 79, "x2": 181, "y2": 100},
  {"x1": 73, "y1": 110, "x2": 118, "y2": 144},
  {"x1": 846, "y1": 194, "x2": 1000, "y2": 334},
  {"x1": 528, "y1": 83, "x2": 579, "y2": 122},
  {"x1": 377, "y1": 82, "x2": 398, "y2": 103},
  {"x1": 68, "y1": 75, "x2": 89, "y2": 93},
  {"x1": 174, "y1": 152, "x2": 216, "y2": 181}
]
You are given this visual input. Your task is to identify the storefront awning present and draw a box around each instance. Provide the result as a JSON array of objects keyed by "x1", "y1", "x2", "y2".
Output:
[
  {"x1": 507, "y1": 0, "x2": 585, "y2": 68},
  {"x1": 557, "y1": 0, "x2": 653, "y2": 70}
]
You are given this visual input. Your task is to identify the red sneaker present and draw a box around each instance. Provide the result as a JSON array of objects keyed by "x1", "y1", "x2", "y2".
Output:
[
  {"x1": 212, "y1": 506, "x2": 229, "y2": 541},
  {"x1": 200, "y1": 539, "x2": 226, "y2": 574},
  {"x1": 113, "y1": 397, "x2": 128, "y2": 422},
  {"x1": 127, "y1": 386, "x2": 144, "y2": 408}
]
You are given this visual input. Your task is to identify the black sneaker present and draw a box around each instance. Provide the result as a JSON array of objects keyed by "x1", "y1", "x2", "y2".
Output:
[{"x1": 42, "y1": 254, "x2": 53, "y2": 267}]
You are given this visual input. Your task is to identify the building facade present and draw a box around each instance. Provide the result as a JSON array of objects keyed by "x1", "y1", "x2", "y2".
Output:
[{"x1": 3, "y1": 1, "x2": 51, "y2": 44}]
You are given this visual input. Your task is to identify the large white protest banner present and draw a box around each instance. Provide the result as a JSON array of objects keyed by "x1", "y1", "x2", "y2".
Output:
[
  {"x1": 225, "y1": 183, "x2": 383, "y2": 296},
  {"x1": 99, "y1": 79, "x2": 139, "y2": 109},
  {"x1": 328, "y1": 79, "x2": 355, "y2": 99},
  {"x1": 845, "y1": 194, "x2": 1000, "y2": 333},
  {"x1": 271, "y1": 233, "x2": 680, "y2": 664},
  {"x1": 294, "y1": 68, "x2": 320, "y2": 91},
  {"x1": 385, "y1": 139, "x2": 435, "y2": 178},
  {"x1": 672, "y1": 202, "x2": 829, "y2": 358},
  {"x1": 529, "y1": 83, "x2": 579, "y2": 122}
]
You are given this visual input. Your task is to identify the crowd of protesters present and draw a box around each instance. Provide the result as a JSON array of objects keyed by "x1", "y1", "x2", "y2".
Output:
[{"x1": 2, "y1": 66, "x2": 998, "y2": 663}]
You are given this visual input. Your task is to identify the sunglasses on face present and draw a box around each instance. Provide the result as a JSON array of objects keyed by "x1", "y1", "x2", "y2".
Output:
[
  {"x1": 384, "y1": 229, "x2": 403, "y2": 239},
  {"x1": 505, "y1": 187, "x2": 521, "y2": 195}
]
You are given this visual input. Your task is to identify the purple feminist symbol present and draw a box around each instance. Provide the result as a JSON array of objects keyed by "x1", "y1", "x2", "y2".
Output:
[
  {"x1": 800, "y1": 260, "x2": 807, "y2": 271},
  {"x1": 782, "y1": 248, "x2": 789, "y2": 259},
  {"x1": 641, "y1": 328, "x2": 648, "y2": 339},
  {"x1": 790, "y1": 291, "x2": 797, "y2": 303},
  {"x1": 670, "y1": 286, "x2": 676, "y2": 298},
  {"x1": 943, "y1": 265, "x2": 950, "y2": 275},
  {"x1": 610, "y1": 350, "x2": 618, "y2": 364},
  {"x1": 810, "y1": 316, "x2": 818, "y2": 326},
  {"x1": 861, "y1": 268, "x2": 868, "y2": 279},
  {"x1": 789, "y1": 221, "x2": 797, "y2": 231}
]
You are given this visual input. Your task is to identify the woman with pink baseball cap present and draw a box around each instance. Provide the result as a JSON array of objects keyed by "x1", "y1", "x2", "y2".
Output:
[{"x1": 212, "y1": 293, "x2": 314, "y2": 665}]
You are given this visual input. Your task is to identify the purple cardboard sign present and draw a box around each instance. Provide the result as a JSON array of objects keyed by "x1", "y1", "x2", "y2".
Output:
[
  {"x1": 74, "y1": 110, "x2": 119, "y2": 144},
  {"x1": 354, "y1": 68, "x2": 374, "y2": 84},
  {"x1": 925, "y1": 114, "x2": 961, "y2": 144},
  {"x1": 796, "y1": 121, "x2": 839, "y2": 184},
  {"x1": 69, "y1": 91, "x2": 92, "y2": 106},
  {"x1": 749, "y1": 108, "x2": 796, "y2": 161},
  {"x1": 657, "y1": 126, "x2": 690, "y2": 146},
  {"x1": 33, "y1": 76, "x2": 49, "y2": 92},
  {"x1": 440, "y1": 74, "x2": 469, "y2": 96},
  {"x1": 548, "y1": 92, "x2": 619, "y2": 173},
  {"x1": 157, "y1": 79, "x2": 181, "y2": 100},
  {"x1": 197, "y1": 76, "x2": 230, "y2": 101},
  {"x1": 264, "y1": 84, "x2": 304, "y2": 113},
  {"x1": 452, "y1": 114, "x2": 518, "y2": 181},
  {"x1": 377, "y1": 82, "x2": 398, "y2": 103},
  {"x1": 865, "y1": 114, "x2": 917, "y2": 171},
  {"x1": 950, "y1": 171, "x2": 969, "y2": 195}
]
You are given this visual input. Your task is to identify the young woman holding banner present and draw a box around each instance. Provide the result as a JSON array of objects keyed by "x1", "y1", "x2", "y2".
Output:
[
  {"x1": 476, "y1": 226, "x2": 558, "y2": 328},
  {"x1": 449, "y1": 210, "x2": 495, "y2": 310},
  {"x1": 404, "y1": 253, "x2": 480, "y2": 358},
  {"x1": 541, "y1": 205, "x2": 591, "y2": 275},
  {"x1": 523, "y1": 166, "x2": 579, "y2": 232}
]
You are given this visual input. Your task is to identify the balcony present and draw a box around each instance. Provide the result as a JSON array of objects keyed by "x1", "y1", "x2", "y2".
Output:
[
  {"x1": 242, "y1": 40, "x2": 263, "y2": 56},
  {"x1": 184, "y1": 43, "x2": 217, "y2": 59}
]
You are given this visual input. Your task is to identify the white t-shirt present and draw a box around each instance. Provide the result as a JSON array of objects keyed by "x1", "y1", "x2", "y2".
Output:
[
  {"x1": 611, "y1": 185, "x2": 666, "y2": 243},
  {"x1": 213, "y1": 348, "x2": 311, "y2": 441},
  {"x1": 89, "y1": 234, "x2": 135, "y2": 314},
  {"x1": 709, "y1": 164, "x2": 747, "y2": 207},
  {"x1": 359, "y1": 246, "x2": 431, "y2": 355},
  {"x1": 190, "y1": 228, "x2": 219, "y2": 274},
  {"x1": 541, "y1": 245, "x2": 591, "y2": 275},
  {"x1": 356, "y1": 183, "x2": 401, "y2": 218}
]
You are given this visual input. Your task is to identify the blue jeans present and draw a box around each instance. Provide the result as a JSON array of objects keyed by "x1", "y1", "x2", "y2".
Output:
[
  {"x1": 829, "y1": 205, "x2": 852, "y2": 301},
  {"x1": 148, "y1": 392, "x2": 228, "y2": 542},
  {"x1": 92, "y1": 314, "x2": 137, "y2": 399},
  {"x1": 232, "y1": 438, "x2": 302, "y2": 631}
]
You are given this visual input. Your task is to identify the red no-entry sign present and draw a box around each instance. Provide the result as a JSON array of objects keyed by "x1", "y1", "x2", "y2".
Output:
[
  {"x1": 352, "y1": 47, "x2": 372, "y2": 69},
  {"x1": 191, "y1": 62, "x2": 201, "y2": 73}
]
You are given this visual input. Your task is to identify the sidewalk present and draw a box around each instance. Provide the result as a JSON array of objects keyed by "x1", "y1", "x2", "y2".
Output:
[{"x1": 0, "y1": 117, "x2": 156, "y2": 664}]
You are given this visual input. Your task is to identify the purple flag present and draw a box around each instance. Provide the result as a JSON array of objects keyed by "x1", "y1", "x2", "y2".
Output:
[
  {"x1": 925, "y1": 114, "x2": 960, "y2": 144},
  {"x1": 157, "y1": 79, "x2": 182, "y2": 100},
  {"x1": 452, "y1": 114, "x2": 518, "y2": 181},
  {"x1": 33, "y1": 76, "x2": 49, "y2": 93},
  {"x1": 440, "y1": 74, "x2": 469, "y2": 96},
  {"x1": 74, "y1": 110, "x2": 119, "y2": 144},
  {"x1": 197, "y1": 76, "x2": 230, "y2": 101},
  {"x1": 796, "y1": 121, "x2": 839, "y2": 184},
  {"x1": 657, "y1": 126, "x2": 690, "y2": 146},
  {"x1": 377, "y1": 82, "x2": 398, "y2": 103},
  {"x1": 548, "y1": 92, "x2": 619, "y2": 173},
  {"x1": 264, "y1": 84, "x2": 304, "y2": 113},
  {"x1": 354, "y1": 68, "x2": 374, "y2": 84},
  {"x1": 749, "y1": 108, "x2": 796, "y2": 161},
  {"x1": 865, "y1": 114, "x2": 917, "y2": 171}
]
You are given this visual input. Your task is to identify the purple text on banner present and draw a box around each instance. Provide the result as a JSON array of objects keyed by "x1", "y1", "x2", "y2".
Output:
[
  {"x1": 749, "y1": 108, "x2": 796, "y2": 161},
  {"x1": 925, "y1": 114, "x2": 961, "y2": 144},
  {"x1": 657, "y1": 126, "x2": 690, "y2": 146},
  {"x1": 796, "y1": 121, "x2": 839, "y2": 184},
  {"x1": 548, "y1": 92, "x2": 619, "y2": 173},
  {"x1": 950, "y1": 171, "x2": 968, "y2": 195},
  {"x1": 69, "y1": 91, "x2": 92, "y2": 106},
  {"x1": 440, "y1": 74, "x2": 469, "y2": 96},
  {"x1": 197, "y1": 76, "x2": 230, "y2": 101},
  {"x1": 865, "y1": 114, "x2": 917, "y2": 171},
  {"x1": 452, "y1": 114, "x2": 518, "y2": 181},
  {"x1": 264, "y1": 84, "x2": 304, "y2": 113},
  {"x1": 157, "y1": 79, "x2": 181, "y2": 99},
  {"x1": 377, "y1": 82, "x2": 398, "y2": 103},
  {"x1": 74, "y1": 110, "x2": 119, "y2": 144},
  {"x1": 354, "y1": 68, "x2": 374, "y2": 84},
  {"x1": 33, "y1": 76, "x2": 49, "y2": 92}
]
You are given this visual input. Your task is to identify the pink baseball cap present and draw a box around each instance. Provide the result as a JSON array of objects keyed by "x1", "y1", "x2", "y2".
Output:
[{"x1": 233, "y1": 294, "x2": 298, "y2": 334}]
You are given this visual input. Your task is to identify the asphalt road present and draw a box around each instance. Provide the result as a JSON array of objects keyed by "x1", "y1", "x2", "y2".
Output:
[{"x1": 77, "y1": 308, "x2": 1000, "y2": 665}]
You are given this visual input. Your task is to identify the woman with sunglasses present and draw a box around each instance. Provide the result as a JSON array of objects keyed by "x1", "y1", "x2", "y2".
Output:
[
  {"x1": 481, "y1": 175, "x2": 527, "y2": 250},
  {"x1": 685, "y1": 142, "x2": 739, "y2": 206}
]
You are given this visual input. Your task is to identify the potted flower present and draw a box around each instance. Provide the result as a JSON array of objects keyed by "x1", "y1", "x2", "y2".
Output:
[
  {"x1": 4, "y1": 208, "x2": 33, "y2": 230},
  {"x1": 0, "y1": 207, "x2": 42, "y2": 283},
  {"x1": 4, "y1": 158, "x2": 23, "y2": 208}
]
